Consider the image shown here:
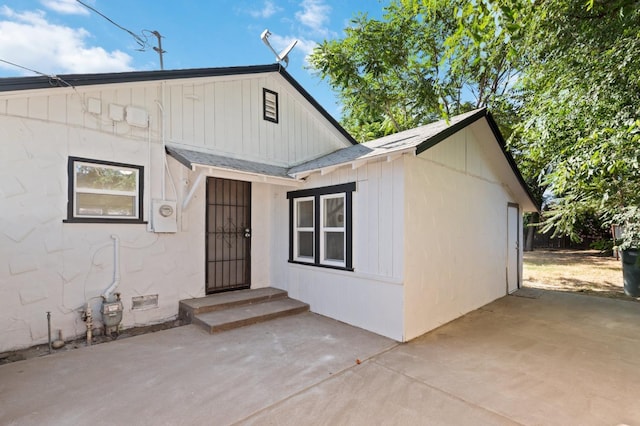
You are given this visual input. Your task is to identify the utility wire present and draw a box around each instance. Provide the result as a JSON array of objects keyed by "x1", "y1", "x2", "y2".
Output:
[
  {"x1": 75, "y1": 0, "x2": 150, "y2": 50},
  {"x1": 0, "y1": 57, "x2": 90, "y2": 114},
  {"x1": 0, "y1": 58, "x2": 74, "y2": 87},
  {"x1": 74, "y1": 0, "x2": 165, "y2": 68},
  {"x1": 0, "y1": 58, "x2": 51, "y2": 77}
]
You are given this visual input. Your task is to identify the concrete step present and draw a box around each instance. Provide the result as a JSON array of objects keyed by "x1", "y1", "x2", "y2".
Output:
[
  {"x1": 192, "y1": 298, "x2": 310, "y2": 334},
  {"x1": 179, "y1": 288, "x2": 288, "y2": 324}
]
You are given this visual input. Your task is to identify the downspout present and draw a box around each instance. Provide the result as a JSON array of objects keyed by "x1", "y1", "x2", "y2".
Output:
[{"x1": 101, "y1": 235, "x2": 120, "y2": 301}]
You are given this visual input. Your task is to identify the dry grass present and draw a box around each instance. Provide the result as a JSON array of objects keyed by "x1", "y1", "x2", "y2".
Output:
[{"x1": 523, "y1": 249, "x2": 638, "y2": 301}]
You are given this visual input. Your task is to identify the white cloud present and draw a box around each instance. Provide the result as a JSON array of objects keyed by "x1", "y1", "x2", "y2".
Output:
[
  {"x1": 249, "y1": 1, "x2": 280, "y2": 19},
  {"x1": 295, "y1": 0, "x2": 331, "y2": 36},
  {"x1": 269, "y1": 33, "x2": 317, "y2": 58},
  {"x1": 41, "y1": 0, "x2": 89, "y2": 15},
  {"x1": 0, "y1": 6, "x2": 133, "y2": 76},
  {"x1": 257, "y1": 1, "x2": 332, "y2": 67}
]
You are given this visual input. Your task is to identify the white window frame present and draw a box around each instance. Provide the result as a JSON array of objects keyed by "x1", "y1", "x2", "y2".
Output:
[
  {"x1": 293, "y1": 196, "x2": 315, "y2": 263},
  {"x1": 67, "y1": 157, "x2": 144, "y2": 223},
  {"x1": 287, "y1": 182, "x2": 355, "y2": 271},
  {"x1": 319, "y1": 193, "x2": 346, "y2": 268}
]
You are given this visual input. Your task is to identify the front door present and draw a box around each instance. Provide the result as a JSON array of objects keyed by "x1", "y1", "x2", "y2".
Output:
[
  {"x1": 206, "y1": 177, "x2": 251, "y2": 294},
  {"x1": 507, "y1": 203, "x2": 520, "y2": 294}
]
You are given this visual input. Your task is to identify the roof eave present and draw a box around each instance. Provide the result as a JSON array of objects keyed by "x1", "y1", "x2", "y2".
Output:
[
  {"x1": 288, "y1": 147, "x2": 416, "y2": 179},
  {"x1": 277, "y1": 67, "x2": 357, "y2": 146},
  {"x1": 484, "y1": 111, "x2": 540, "y2": 213},
  {"x1": 415, "y1": 108, "x2": 488, "y2": 155},
  {"x1": 0, "y1": 64, "x2": 282, "y2": 92}
]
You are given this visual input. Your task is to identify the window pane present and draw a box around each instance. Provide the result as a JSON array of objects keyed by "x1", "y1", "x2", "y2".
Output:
[
  {"x1": 296, "y1": 200, "x2": 314, "y2": 227},
  {"x1": 298, "y1": 231, "x2": 314, "y2": 258},
  {"x1": 76, "y1": 193, "x2": 136, "y2": 217},
  {"x1": 323, "y1": 197, "x2": 344, "y2": 227},
  {"x1": 76, "y1": 163, "x2": 137, "y2": 192},
  {"x1": 324, "y1": 231, "x2": 344, "y2": 261}
]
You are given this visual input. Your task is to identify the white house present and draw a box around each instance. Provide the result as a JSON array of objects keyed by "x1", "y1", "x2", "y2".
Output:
[{"x1": 0, "y1": 64, "x2": 536, "y2": 352}]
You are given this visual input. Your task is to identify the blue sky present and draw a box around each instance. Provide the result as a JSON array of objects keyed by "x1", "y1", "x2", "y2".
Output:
[{"x1": 0, "y1": 0, "x2": 386, "y2": 118}]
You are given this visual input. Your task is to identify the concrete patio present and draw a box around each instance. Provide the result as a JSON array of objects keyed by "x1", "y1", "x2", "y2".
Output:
[{"x1": 1, "y1": 288, "x2": 639, "y2": 425}]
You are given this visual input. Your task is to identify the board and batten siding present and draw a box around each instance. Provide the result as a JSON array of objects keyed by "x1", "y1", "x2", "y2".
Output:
[
  {"x1": 0, "y1": 72, "x2": 351, "y2": 168},
  {"x1": 403, "y1": 123, "x2": 522, "y2": 341},
  {"x1": 274, "y1": 159, "x2": 405, "y2": 341}
]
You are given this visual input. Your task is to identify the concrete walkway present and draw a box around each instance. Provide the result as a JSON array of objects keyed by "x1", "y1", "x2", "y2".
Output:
[{"x1": 2, "y1": 288, "x2": 639, "y2": 425}]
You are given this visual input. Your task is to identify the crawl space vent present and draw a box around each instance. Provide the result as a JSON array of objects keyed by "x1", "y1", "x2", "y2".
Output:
[{"x1": 131, "y1": 294, "x2": 159, "y2": 310}]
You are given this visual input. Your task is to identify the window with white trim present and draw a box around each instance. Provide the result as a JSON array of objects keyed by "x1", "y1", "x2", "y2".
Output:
[
  {"x1": 287, "y1": 182, "x2": 355, "y2": 270},
  {"x1": 320, "y1": 194, "x2": 345, "y2": 266},
  {"x1": 293, "y1": 196, "x2": 315, "y2": 262},
  {"x1": 66, "y1": 157, "x2": 144, "y2": 223}
]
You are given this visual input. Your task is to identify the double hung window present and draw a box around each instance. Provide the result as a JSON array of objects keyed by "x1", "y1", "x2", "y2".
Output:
[
  {"x1": 288, "y1": 182, "x2": 355, "y2": 270},
  {"x1": 293, "y1": 197, "x2": 315, "y2": 262},
  {"x1": 320, "y1": 194, "x2": 345, "y2": 267}
]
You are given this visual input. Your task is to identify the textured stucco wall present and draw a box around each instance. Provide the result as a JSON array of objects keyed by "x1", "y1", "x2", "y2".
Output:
[
  {"x1": 0, "y1": 114, "x2": 285, "y2": 351},
  {"x1": 0, "y1": 115, "x2": 209, "y2": 351}
]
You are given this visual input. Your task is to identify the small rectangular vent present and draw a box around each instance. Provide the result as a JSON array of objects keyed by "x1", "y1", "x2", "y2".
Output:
[
  {"x1": 131, "y1": 294, "x2": 158, "y2": 311},
  {"x1": 263, "y1": 88, "x2": 278, "y2": 123}
]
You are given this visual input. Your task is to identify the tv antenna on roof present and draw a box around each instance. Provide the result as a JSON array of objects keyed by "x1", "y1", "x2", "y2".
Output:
[{"x1": 260, "y1": 29, "x2": 298, "y2": 67}]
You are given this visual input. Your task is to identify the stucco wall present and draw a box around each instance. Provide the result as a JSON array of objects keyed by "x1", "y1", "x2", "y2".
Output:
[
  {"x1": 0, "y1": 70, "x2": 333, "y2": 351},
  {"x1": 0, "y1": 115, "x2": 196, "y2": 351},
  {"x1": 0, "y1": 112, "x2": 284, "y2": 351},
  {"x1": 274, "y1": 160, "x2": 405, "y2": 341},
  {"x1": 403, "y1": 125, "x2": 520, "y2": 341}
]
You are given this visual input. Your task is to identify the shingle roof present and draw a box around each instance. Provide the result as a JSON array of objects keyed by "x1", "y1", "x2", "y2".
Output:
[
  {"x1": 166, "y1": 145, "x2": 293, "y2": 180},
  {"x1": 288, "y1": 108, "x2": 539, "y2": 212},
  {"x1": 288, "y1": 109, "x2": 483, "y2": 175}
]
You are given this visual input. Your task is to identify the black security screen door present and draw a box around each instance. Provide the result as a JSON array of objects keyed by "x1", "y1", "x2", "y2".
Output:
[{"x1": 206, "y1": 177, "x2": 251, "y2": 293}]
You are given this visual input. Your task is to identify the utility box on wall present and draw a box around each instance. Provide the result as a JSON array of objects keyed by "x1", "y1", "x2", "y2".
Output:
[{"x1": 152, "y1": 200, "x2": 178, "y2": 233}]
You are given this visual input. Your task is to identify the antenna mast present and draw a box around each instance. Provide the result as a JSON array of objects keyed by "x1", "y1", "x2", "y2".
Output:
[{"x1": 150, "y1": 31, "x2": 166, "y2": 70}]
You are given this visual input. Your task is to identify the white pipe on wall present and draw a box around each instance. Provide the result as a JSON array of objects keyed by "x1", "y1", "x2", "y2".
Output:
[
  {"x1": 160, "y1": 81, "x2": 167, "y2": 200},
  {"x1": 101, "y1": 235, "x2": 121, "y2": 301}
]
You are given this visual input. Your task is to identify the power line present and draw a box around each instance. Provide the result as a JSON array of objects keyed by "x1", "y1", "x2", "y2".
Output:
[
  {"x1": 75, "y1": 0, "x2": 166, "y2": 69},
  {"x1": 0, "y1": 58, "x2": 51, "y2": 77},
  {"x1": 0, "y1": 57, "x2": 88, "y2": 112},
  {"x1": 0, "y1": 58, "x2": 73, "y2": 87},
  {"x1": 75, "y1": 0, "x2": 150, "y2": 50}
]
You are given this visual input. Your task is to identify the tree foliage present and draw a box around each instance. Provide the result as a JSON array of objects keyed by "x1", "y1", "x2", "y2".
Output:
[
  {"x1": 308, "y1": 0, "x2": 520, "y2": 141},
  {"x1": 311, "y1": 0, "x2": 640, "y2": 247},
  {"x1": 511, "y1": 0, "x2": 640, "y2": 246}
]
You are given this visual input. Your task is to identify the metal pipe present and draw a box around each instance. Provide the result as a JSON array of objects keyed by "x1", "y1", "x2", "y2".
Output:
[
  {"x1": 86, "y1": 304, "x2": 93, "y2": 346},
  {"x1": 47, "y1": 311, "x2": 52, "y2": 354}
]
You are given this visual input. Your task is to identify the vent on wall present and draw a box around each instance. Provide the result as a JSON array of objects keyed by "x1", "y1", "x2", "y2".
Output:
[
  {"x1": 263, "y1": 88, "x2": 278, "y2": 123},
  {"x1": 132, "y1": 294, "x2": 159, "y2": 310}
]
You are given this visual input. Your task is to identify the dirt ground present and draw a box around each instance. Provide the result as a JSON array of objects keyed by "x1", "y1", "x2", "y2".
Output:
[{"x1": 523, "y1": 249, "x2": 638, "y2": 302}]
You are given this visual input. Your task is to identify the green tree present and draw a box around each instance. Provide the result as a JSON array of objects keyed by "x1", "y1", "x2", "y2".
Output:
[
  {"x1": 511, "y1": 0, "x2": 640, "y2": 247},
  {"x1": 308, "y1": 0, "x2": 521, "y2": 141},
  {"x1": 312, "y1": 0, "x2": 640, "y2": 250}
]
